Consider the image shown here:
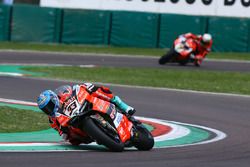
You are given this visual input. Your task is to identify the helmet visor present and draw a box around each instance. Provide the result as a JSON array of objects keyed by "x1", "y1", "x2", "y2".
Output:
[{"x1": 41, "y1": 99, "x2": 56, "y2": 115}]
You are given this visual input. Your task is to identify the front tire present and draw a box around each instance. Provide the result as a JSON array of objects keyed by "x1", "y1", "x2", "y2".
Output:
[
  {"x1": 82, "y1": 117, "x2": 124, "y2": 152},
  {"x1": 133, "y1": 125, "x2": 154, "y2": 151},
  {"x1": 158, "y1": 47, "x2": 176, "y2": 65}
]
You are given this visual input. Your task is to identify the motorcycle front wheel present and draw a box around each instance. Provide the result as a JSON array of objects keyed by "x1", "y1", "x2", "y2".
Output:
[
  {"x1": 132, "y1": 124, "x2": 154, "y2": 151},
  {"x1": 158, "y1": 47, "x2": 176, "y2": 65},
  {"x1": 82, "y1": 117, "x2": 124, "y2": 152}
]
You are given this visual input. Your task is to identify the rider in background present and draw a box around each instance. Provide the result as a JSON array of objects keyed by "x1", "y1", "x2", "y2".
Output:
[
  {"x1": 180, "y1": 32, "x2": 213, "y2": 66},
  {"x1": 37, "y1": 83, "x2": 136, "y2": 145}
]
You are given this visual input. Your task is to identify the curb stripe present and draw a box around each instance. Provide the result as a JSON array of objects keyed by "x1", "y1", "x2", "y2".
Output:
[
  {"x1": 141, "y1": 120, "x2": 172, "y2": 136},
  {"x1": 0, "y1": 98, "x2": 227, "y2": 151}
]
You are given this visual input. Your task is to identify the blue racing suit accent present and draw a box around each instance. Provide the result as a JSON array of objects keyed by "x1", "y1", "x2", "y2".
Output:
[{"x1": 111, "y1": 96, "x2": 130, "y2": 113}]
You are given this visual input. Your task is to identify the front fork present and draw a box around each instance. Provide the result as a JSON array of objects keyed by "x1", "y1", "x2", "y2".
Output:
[{"x1": 90, "y1": 114, "x2": 117, "y2": 136}]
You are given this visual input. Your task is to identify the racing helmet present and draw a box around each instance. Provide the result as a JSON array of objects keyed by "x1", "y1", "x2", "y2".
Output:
[
  {"x1": 54, "y1": 85, "x2": 73, "y2": 104},
  {"x1": 201, "y1": 33, "x2": 212, "y2": 44},
  {"x1": 37, "y1": 90, "x2": 59, "y2": 116}
]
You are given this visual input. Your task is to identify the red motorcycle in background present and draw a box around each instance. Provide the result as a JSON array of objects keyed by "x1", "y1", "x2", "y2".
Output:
[
  {"x1": 159, "y1": 36, "x2": 203, "y2": 66},
  {"x1": 56, "y1": 87, "x2": 154, "y2": 152}
]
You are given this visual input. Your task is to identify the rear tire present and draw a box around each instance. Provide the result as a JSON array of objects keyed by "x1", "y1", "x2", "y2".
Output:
[{"x1": 82, "y1": 117, "x2": 124, "y2": 152}]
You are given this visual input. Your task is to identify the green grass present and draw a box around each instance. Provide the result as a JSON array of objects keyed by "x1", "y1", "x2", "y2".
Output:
[
  {"x1": 0, "y1": 42, "x2": 165, "y2": 57},
  {"x1": 1, "y1": 42, "x2": 250, "y2": 60},
  {"x1": 23, "y1": 66, "x2": 250, "y2": 95},
  {"x1": 0, "y1": 106, "x2": 49, "y2": 133}
]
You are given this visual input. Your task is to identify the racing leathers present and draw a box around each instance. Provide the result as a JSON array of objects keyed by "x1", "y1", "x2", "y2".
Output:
[
  {"x1": 180, "y1": 33, "x2": 213, "y2": 66},
  {"x1": 48, "y1": 83, "x2": 136, "y2": 145}
]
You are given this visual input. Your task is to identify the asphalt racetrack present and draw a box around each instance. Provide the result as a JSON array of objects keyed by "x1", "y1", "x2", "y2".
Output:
[{"x1": 0, "y1": 51, "x2": 250, "y2": 167}]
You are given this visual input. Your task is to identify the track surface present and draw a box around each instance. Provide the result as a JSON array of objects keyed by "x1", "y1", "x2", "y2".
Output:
[
  {"x1": 0, "y1": 51, "x2": 250, "y2": 72},
  {"x1": 0, "y1": 51, "x2": 250, "y2": 167}
]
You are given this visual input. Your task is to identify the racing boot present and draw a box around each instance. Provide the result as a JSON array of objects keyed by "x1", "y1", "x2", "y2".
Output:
[{"x1": 111, "y1": 96, "x2": 136, "y2": 116}]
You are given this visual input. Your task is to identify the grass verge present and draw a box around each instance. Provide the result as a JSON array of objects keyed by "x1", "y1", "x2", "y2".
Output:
[
  {"x1": 0, "y1": 42, "x2": 165, "y2": 57},
  {"x1": 0, "y1": 106, "x2": 49, "y2": 133},
  {"x1": 23, "y1": 66, "x2": 250, "y2": 95}
]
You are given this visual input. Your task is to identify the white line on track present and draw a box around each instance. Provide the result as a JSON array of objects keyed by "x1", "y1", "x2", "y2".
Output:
[
  {"x1": 12, "y1": 74, "x2": 250, "y2": 99},
  {"x1": 0, "y1": 98, "x2": 37, "y2": 106},
  {"x1": 99, "y1": 82, "x2": 250, "y2": 98},
  {"x1": 0, "y1": 72, "x2": 23, "y2": 76},
  {"x1": 0, "y1": 63, "x2": 97, "y2": 68}
]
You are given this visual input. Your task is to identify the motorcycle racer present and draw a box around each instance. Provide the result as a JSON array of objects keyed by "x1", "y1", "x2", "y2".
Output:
[
  {"x1": 159, "y1": 32, "x2": 213, "y2": 66},
  {"x1": 37, "y1": 83, "x2": 136, "y2": 145},
  {"x1": 179, "y1": 32, "x2": 213, "y2": 66}
]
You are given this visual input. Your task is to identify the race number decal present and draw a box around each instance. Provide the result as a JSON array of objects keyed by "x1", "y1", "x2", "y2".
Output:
[
  {"x1": 84, "y1": 83, "x2": 95, "y2": 92},
  {"x1": 64, "y1": 100, "x2": 80, "y2": 117}
]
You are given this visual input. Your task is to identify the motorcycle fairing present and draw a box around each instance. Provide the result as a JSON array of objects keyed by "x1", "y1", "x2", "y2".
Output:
[
  {"x1": 91, "y1": 98, "x2": 133, "y2": 142},
  {"x1": 113, "y1": 113, "x2": 133, "y2": 142},
  {"x1": 56, "y1": 112, "x2": 71, "y2": 127},
  {"x1": 174, "y1": 37, "x2": 197, "y2": 58},
  {"x1": 55, "y1": 85, "x2": 134, "y2": 144}
]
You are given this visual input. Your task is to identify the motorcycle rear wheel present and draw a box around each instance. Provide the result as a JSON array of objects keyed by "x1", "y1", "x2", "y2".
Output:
[
  {"x1": 82, "y1": 117, "x2": 124, "y2": 152},
  {"x1": 178, "y1": 59, "x2": 189, "y2": 66}
]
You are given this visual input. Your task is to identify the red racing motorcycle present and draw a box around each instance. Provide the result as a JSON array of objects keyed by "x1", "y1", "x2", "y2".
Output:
[
  {"x1": 159, "y1": 36, "x2": 202, "y2": 66},
  {"x1": 56, "y1": 88, "x2": 154, "y2": 152}
]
